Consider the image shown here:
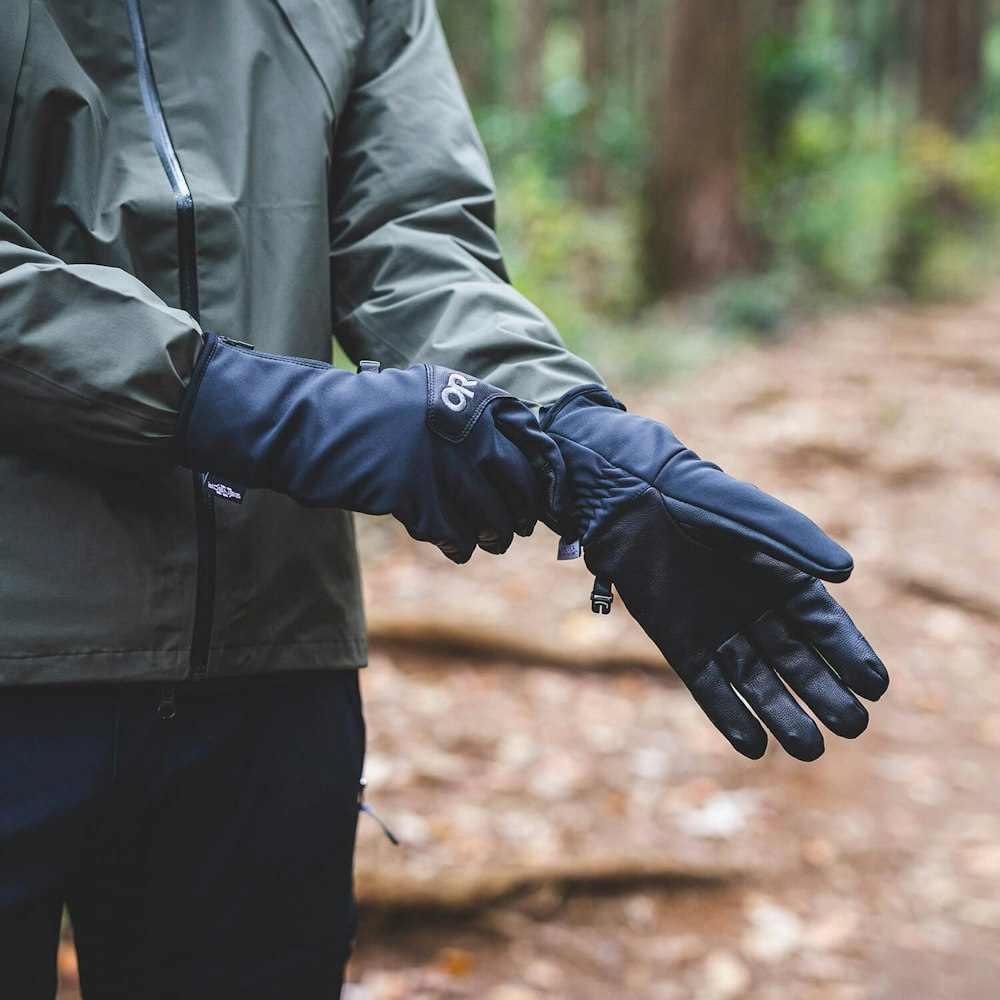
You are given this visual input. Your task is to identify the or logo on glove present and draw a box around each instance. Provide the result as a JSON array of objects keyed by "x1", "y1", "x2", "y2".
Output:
[
  {"x1": 425, "y1": 365, "x2": 508, "y2": 444},
  {"x1": 440, "y1": 372, "x2": 479, "y2": 412},
  {"x1": 542, "y1": 384, "x2": 889, "y2": 761}
]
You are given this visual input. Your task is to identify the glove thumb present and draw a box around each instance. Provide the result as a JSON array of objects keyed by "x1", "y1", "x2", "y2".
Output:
[{"x1": 660, "y1": 455, "x2": 854, "y2": 583}]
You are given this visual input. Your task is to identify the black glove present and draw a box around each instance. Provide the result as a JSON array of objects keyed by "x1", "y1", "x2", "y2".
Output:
[
  {"x1": 541, "y1": 385, "x2": 889, "y2": 761},
  {"x1": 177, "y1": 333, "x2": 565, "y2": 563}
]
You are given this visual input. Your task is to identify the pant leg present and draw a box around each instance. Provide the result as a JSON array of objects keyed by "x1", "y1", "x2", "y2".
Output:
[
  {"x1": 0, "y1": 686, "x2": 120, "y2": 1000},
  {"x1": 68, "y1": 670, "x2": 365, "y2": 1000}
]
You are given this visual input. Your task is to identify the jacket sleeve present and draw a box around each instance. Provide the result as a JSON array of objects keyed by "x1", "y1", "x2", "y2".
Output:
[
  {"x1": 328, "y1": 0, "x2": 603, "y2": 408},
  {"x1": 0, "y1": 211, "x2": 203, "y2": 469}
]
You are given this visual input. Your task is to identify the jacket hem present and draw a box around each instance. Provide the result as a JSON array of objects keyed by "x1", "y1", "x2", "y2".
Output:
[{"x1": 0, "y1": 637, "x2": 368, "y2": 685}]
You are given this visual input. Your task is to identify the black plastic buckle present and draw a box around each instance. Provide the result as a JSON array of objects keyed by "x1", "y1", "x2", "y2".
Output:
[{"x1": 590, "y1": 578, "x2": 614, "y2": 615}]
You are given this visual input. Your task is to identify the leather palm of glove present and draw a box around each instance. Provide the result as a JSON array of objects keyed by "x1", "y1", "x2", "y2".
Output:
[
  {"x1": 541, "y1": 384, "x2": 889, "y2": 761},
  {"x1": 177, "y1": 333, "x2": 565, "y2": 564}
]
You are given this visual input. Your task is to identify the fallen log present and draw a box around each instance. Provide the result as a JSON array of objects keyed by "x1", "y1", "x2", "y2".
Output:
[
  {"x1": 368, "y1": 618, "x2": 677, "y2": 684},
  {"x1": 890, "y1": 571, "x2": 1000, "y2": 624},
  {"x1": 356, "y1": 855, "x2": 744, "y2": 915},
  {"x1": 367, "y1": 616, "x2": 672, "y2": 676}
]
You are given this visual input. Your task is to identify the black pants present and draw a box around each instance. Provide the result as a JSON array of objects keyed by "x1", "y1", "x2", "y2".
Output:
[{"x1": 0, "y1": 670, "x2": 365, "y2": 1000}]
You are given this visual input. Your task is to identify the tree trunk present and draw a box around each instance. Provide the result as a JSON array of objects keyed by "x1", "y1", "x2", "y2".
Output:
[
  {"x1": 642, "y1": 0, "x2": 757, "y2": 296},
  {"x1": 512, "y1": 0, "x2": 546, "y2": 114},
  {"x1": 919, "y1": 0, "x2": 985, "y2": 132},
  {"x1": 577, "y1": 0, "x2": 612, "y2": 204}
]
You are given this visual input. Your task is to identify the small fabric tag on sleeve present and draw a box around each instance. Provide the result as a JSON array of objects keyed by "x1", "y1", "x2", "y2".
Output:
[
  {"x1": 204, "y1": 473, "x2": 246, "y2": 504},
  {"x1": 557, "y1": 537, "x2": 582, "y2": 560}
]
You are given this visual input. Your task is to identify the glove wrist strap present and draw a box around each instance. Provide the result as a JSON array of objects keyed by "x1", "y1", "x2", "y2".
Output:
[{"x1": 539, "y1": 383, "x2": 625, "y2": 432}]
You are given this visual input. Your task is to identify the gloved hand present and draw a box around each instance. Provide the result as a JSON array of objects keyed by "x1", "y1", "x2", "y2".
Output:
[
  {"x1": 541, "y1": 385, "x2": 889, "y2": 761},
  {"x1": 177, "y1": 333, "x2": 564, "y2": 563}
]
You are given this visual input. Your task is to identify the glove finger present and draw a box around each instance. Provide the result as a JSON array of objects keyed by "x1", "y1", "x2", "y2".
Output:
[
  {"x1": 663, "y1": 459, "x2": 853, "y2": 583},
  {"x1": 403, "y1": 500, "x2": 479, "y2": 565},
  {"x1": 407, "y1": 533, "x2": 475, "y2": 565},
  {"x1": 679, "y1": 656, "x2": 769, "y2": 760},
  {"x1": 748, "y1": 611, "x2": 868, "y2": 739},
  {"x1": 494, "y1": 400, "x2": 567, "y2": 528},
  {"x1": 780, "y1": 579, "x2": 889, "y2": 701},
  {"x1": 476, "y1": 527, "x2": 515, "y2": 556},
  {"x1": 716, "y1": 634, "x2": 825, "y2": 761},
  {"x1": 481, "y1": 438, "x2": 540, "y2": 538},
  {"x1": 461, "y1": 476, "x2": 518, "y2": 555}
]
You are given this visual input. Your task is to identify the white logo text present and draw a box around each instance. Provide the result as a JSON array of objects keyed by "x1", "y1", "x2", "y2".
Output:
[{"x1": 441, "y1": 372, "x2": 478, "y2": 412}]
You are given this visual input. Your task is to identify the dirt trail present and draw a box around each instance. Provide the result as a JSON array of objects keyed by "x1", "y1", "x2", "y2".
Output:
[
  {"x1": 56, "y1": 294, "x2": 1000, "y2": 999},
  {"x1": 346, "y1": 295, "x2": 1000, "y2": 999}
]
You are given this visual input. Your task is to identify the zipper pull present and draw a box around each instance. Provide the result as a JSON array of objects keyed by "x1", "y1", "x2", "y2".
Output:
[
  {"x1": 590, "y1": 578, "x2": 614, "y2": 615},
  {"x1": 358, "y1": 777, "x2": 399, "y2": 846},
  {"x1": 157, "y1": 683, "x2": 177, "y2": 720}
]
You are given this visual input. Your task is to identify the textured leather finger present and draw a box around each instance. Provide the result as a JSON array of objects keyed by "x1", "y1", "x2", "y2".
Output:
[
  {"x1": 780, "y1": 579, "x2": 889, "y2": 701},
  {"x1": 404, "y1": 498, "x2": 479, "y2": 565},
  {"x1": 451, "y1": 470, "x2": 517, "y2": 556},
  {"x1": 716, "y1": 634, "x2": 825, "y2": 761},
  {"x1": 679, "y1": 656, "x2": 769, "y2": 760},
  {"x1": 748, "y1": 612, "x2": 868, "y2": 739},
  {"x1": 475, "y1": 528, "x2": 511, "y2": 556}
]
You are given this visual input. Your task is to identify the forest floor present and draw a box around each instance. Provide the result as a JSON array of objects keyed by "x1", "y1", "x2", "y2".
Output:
[{"x1": 58, "y1": 291, "x2": 1000, "y2": 999}]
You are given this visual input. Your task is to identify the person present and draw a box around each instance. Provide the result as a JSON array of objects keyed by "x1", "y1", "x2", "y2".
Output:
[{"x1": 0, "y1": 1, "x2": 888, "y2": 997}]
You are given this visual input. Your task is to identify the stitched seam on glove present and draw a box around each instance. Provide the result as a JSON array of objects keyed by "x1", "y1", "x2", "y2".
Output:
[
  {"x1": 236, "y1": 349, "x2": 331, "y2": 370},
  {"x1": 547, "y1": 425, "x2": 686, "y2": 491}
]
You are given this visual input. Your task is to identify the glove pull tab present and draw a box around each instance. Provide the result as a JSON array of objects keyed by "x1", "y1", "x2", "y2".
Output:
[{"x1": 590, "y1": 578, "x2": 614, "y2": 615}]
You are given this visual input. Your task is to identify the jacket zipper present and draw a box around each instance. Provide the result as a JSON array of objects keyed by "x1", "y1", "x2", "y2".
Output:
[{"x1": 126, "y1": 0, "x2": 215, "y2": 679}]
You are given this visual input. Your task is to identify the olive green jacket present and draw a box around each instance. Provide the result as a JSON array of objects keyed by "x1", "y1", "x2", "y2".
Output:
[{"x1": 0, "y1": 0, "x2": 600, "y2": 684}]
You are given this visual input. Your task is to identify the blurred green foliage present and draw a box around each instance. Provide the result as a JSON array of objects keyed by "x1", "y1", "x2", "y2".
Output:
[
  {"x1": 474, "y1": 13, "x2": 646, "y2": 193},
  {"x1": 441, "y1": 0, "x2": 1000, "y2": 382},
  {"x1": 749, "y1": 2, "x2": 1000, "y2": 308},
  {"x1": 495, "y1": 158, "x2": 637, "y2": 336}
]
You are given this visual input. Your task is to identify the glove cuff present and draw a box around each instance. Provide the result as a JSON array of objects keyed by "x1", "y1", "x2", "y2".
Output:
[
  {"x1": 539, "y1": 383, "x2": 626, "y2": 433},
  {"x1": 175, "y1": 330, "x2": 221, "y2": 468},
  {"x1": 175, "y1": 332, "x2": 343, "y2": 490}
]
